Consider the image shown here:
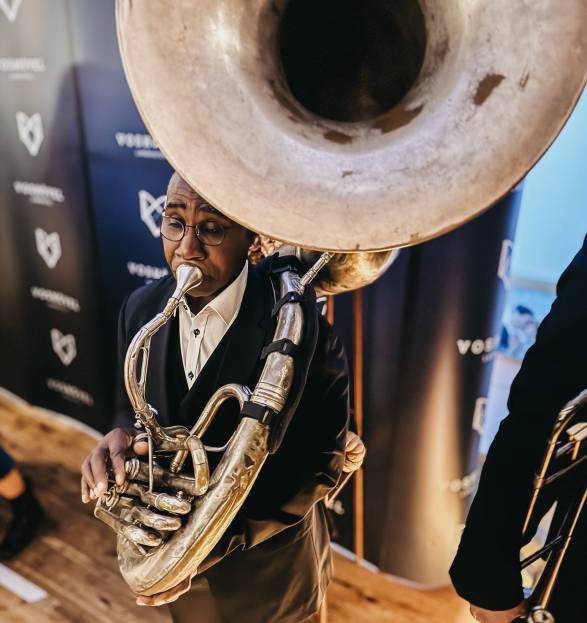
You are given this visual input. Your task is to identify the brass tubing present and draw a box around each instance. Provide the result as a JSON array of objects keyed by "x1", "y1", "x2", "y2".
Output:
[
  {"x1": 169, "y1": 384, "x2": 250, "y2": 474},
  {"x1": 190, "y1": 384, "x2": 250, "y2": 438},
  {"x1": 520, "y1": 536, "x2": 564, "y2": 570},
  {"x1": 352, "y1": 288, "x2": 365, "y2": 560},
  {"x1": 298, "y1": 252, "x2": 333, "y2": 292},
  {"x1": 523, "y1": 409, "x2": 579, "y2": 536},
  {"x1": 542, "y1": 453, "x2": 587, "y2": 487},
  {"x1": 125, "y1": 458, "x2": 200, "y2": 496},
  {"x1": 535, "y1": 486, "x2": 587, "y2": 611}
]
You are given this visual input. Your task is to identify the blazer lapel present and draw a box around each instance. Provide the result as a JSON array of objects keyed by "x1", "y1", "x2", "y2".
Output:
[
  {"x1": 214, "y1": 264, "x2": 274, "y2": 393},
  {"x1": 177, "y1": 264, "x2": 274, "y2": 433}
]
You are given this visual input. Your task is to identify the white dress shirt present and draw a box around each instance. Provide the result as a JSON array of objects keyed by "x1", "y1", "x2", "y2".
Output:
[{"x1": 178, "y1": 262, "x2": 248, "y2": 388}]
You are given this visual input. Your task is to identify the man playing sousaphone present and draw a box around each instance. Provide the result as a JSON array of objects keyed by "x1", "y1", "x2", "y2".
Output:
[{"x1": 80, "y1": 172, "x2": 351, "y2": 623}]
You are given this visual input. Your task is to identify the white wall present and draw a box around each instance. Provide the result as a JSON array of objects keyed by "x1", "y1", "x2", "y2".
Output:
[{"x1": 511, "y1": 89, "x2": 587, "y2": 285}]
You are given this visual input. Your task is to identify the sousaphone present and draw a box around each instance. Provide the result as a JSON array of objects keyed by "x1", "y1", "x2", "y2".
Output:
[
  {"x1": 117, "y1": 0, "x2": 587, "y2": 252},
  {"x1": 105, "y1": 0, "x2": 587, "y2": 597}
]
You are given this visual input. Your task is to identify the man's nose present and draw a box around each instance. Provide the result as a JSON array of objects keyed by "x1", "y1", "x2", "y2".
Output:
[{"x1": 176, "y1": 228, "x2": 206, "y2": 259}]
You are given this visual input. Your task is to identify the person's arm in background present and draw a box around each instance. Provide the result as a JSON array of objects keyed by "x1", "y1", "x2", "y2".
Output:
[{"x1": 450, "y1": 236, "x2": 587, "y2": 614}]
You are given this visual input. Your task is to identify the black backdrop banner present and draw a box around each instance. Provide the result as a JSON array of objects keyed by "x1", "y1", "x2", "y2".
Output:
[
  {"x1": 0, "y1": 0, "x2": 171, "y2": 429},
  {"x1": 331, "y1": 190, "x2": 521, "y2": 583},
  {"x1": 0, "y1": 0, "x2": 108, "y2": 429},
  {"x1": 1, "y1": 0, "x2": 521, "y2": 581},
  {"x1": 68, "y1": 0, "x2": 172, "y2": 325}
]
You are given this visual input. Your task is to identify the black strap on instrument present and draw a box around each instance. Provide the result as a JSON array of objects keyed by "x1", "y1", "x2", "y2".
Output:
[
  {"x1": 260, "y1": 338, "x2": 297, "y2": 359},
  {"x1": 240, "y1": 401, "x2": 277, "y2": 426},
  {"x1": 271, "y1": 291, "x2": 303, "y2": 317},
  {"x1": 241, "y1": 253, "x2": 319, "y2": 454}
]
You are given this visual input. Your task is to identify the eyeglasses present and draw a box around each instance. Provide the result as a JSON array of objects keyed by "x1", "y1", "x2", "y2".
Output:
[{"x1": 160, "y1": 214, "x2": 227, "y2": 246}]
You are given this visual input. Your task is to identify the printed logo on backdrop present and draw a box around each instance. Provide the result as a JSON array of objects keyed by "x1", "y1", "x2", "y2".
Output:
[
  {"x1": 115, "y1": 132, "x2": 164, "y2": 160},
  {"x1": 50, "y1": 329, "x2": 77, "y2": 366},
  {"x1": 0, "y1": 57, "x2": 45, "y2": 81},
  {"x1": 127, "y1": 261, "x2": 168, "y2": 280},
  {"x1": 30, "y1": 287, "x2": 80, "y2": 313},
  {"x1": 34, "y1": 228, "x2": 62, "y2": 269},
  {"x1": 16, "y1": 112, "x2": 44, "y2": 156},
  {"x1": 456, "y1": 335, "x2": 498, "y2": 363},
  {"x1": 139, "y1": 190, "x2": 166, "y2": 237},
  {"x1": 0, "y1": 0, "x2": 22, "y2": 22},
  {"x1": 498, "y1": 239, "x2": 514, "y2": 290},
  {"x1": 14, "y1": 181, "x2": 64, "y2": 206},
  {"x1": 46, "y1": 378, "x2": 94, "y2": 407},
  {"x1": 472, "y1": 397, "x2": 488, "y2": 435}
]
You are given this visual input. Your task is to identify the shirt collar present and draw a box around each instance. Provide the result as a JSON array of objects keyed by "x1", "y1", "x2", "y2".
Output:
[{"x1": 180, "y1": 261, "x2": 248, "y2": 326}]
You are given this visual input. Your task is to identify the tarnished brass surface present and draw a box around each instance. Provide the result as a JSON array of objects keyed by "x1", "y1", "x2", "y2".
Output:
[
  {"x1": 250, "y1": 241, "x2": 397, "y2": 295},
  {"x1": 95, "y1": 259, "x2": 313, "y2": 595},
  {"x1": 293, "y1": 247, "x2": 399, "y2": 295},
  {"x1": 117, "y1": 0, "x2": 587, "y2": 252},
  {"x1": 123, "y1": 481, "x2": 192, "y2": 515},
  {"x1": 251, "y1": 269, "x2": 303, "y2": 413},
  {"x1": 118, "y1": 417, "x2": 270, "y2": 595}
]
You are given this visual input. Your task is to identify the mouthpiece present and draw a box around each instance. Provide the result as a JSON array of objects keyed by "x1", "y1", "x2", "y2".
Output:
[{"x1": 175, "y1": 264, "x2": 204, "y2": 299}]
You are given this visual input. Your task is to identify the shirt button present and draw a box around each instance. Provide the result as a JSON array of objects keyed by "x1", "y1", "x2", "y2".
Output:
[
  {"x1": 188, "y1": 371, "x2": 194, "y2": 380},
  {"x1": 193, "y1": 329, "x2": 200, "y2": 337}
]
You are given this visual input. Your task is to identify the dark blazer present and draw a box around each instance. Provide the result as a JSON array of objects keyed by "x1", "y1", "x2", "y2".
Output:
[
  {"x1": 113, "y1": 262, "x2": 349, "y2": 623},
  {"x1": 450, "y1": 235, "x2": 587, "y2": 618}
]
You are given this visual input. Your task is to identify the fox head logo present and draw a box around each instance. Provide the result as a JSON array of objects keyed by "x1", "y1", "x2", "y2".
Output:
[
  {"x1": 0, "y1": 0, "x2": 23, "y2": 22},
  {"x1": 34, "y1": 228, "x2": 62, "y2": 269},
  {"x1": 50, "y1": 329, "x2": 77, "y2": 366},
  {"x1": 139, "y1": 190, "x2": 166, "y2": 238},
  {"x1": 16, "y1": 111, "x2": 44, "y2": 156}
]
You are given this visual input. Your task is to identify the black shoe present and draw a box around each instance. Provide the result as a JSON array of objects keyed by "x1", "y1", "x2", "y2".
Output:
[{"x1": 0, "y1": 478, "x2": 45, "y2": 560}]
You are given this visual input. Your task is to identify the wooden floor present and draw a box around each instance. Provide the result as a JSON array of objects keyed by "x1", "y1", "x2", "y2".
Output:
[{"x1": 0, "y1": 391, "x2": 472, "y2": 623}]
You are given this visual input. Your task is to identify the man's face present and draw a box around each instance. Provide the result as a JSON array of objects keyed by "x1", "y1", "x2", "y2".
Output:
[{"x1": 163, "y1": 173, "x2": 251, "y2": 298}]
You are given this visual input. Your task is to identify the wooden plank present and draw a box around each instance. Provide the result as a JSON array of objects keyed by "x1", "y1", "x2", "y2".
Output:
[
  {"x1": 326, "y1": 553, "x2": 472, "y2": 623},
  {"x1": 0, "y1": 393, "x2": 474, "y2": 623}
]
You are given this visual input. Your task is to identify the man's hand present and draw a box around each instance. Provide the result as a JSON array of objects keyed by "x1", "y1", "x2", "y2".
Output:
[
  {"x1": 342, "y1": 431, "x2": 366, "y2": 473},
  {"x1": 135, "y1": 577, "x2": 191, "y2": 607},
  {"x1": 469, "y1": 601, "x2": 527, "y2": 623},
  {"x1": 80, "y1": 427, "x2": 148, "y2": 503}
]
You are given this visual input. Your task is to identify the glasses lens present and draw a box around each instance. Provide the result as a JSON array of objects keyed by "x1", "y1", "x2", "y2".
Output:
[
  {"x1": 160, "y1": 215, "x2": 185, "y2": 241},
  {"x1": 197, "y1": 220, "x2": 225, "y2": 246}
]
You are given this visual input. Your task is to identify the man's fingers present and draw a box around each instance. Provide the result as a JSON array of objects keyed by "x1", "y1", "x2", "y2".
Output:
[
  {"x1": 80, "y1": 475, "x2": 91, "y2": 504},
  {"x1": 136, "y1": 577, "x2": 191, "y2": 607},
  {"x1": 89, "y1": 444, "x2": 109, "y2": 497},
  {"x1": 80, "y1": 456, "x2": 97, "y2": 495},
  {"x1": 108, "y1": 438, "x2": 128, "y2": 487},
  {"x1": 133, "y1": 440, "x2": 149, "y2": 456}
]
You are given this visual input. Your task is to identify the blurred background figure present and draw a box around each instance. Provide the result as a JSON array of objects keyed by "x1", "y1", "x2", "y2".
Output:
[
  {"x1": 499, "y1": 305, "x2": 538, "y2": 360},
  {"x1": 0, "y1": 446, "x2": 44, "y2": 559}
]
